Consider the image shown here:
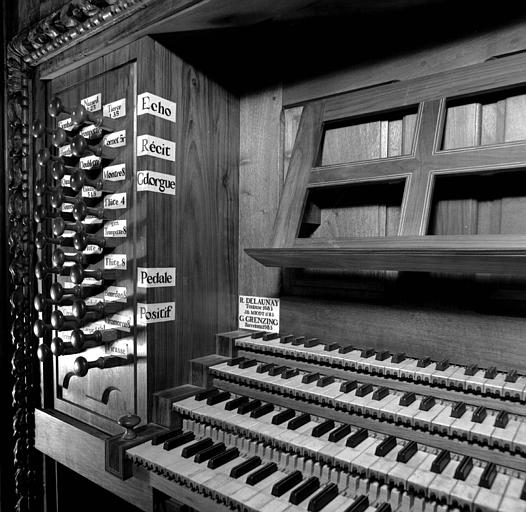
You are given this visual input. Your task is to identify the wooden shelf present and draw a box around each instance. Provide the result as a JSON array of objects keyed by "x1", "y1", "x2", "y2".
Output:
[{"x1": 245, "y1": 235, "x2": 526, "y2": 275}]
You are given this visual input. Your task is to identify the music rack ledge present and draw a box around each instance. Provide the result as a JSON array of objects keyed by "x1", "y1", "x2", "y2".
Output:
[{"x1": 245, "y1": 235, "x2": 526, "y2": 275}]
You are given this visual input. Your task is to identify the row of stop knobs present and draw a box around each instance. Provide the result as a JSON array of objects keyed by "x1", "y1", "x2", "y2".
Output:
[{"x1": 34, "y1": 95, "x2": 130, "y2": 377}]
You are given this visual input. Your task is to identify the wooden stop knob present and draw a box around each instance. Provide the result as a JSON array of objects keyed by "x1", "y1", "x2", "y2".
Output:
[{"x1": 118, "y1": 413, "x2": 141, "y2": 440}]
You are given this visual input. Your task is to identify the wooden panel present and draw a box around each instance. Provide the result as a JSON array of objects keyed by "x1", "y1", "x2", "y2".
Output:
[{"x1": 283, "y1": 106, "x2": 303, "y2": 180}]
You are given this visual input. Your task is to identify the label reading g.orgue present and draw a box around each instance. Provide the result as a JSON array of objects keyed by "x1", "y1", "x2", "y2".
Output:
[{"x1": 136, "y1": 170, "x2": 175, "y2": 195}]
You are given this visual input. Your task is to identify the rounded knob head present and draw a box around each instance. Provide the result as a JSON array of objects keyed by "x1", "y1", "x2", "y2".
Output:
[
  {"x1": 34, "y1": 204, "x2": 48, "y2": 223},
  {"x1": 72, "y1": 299, "x2": 86, "y2": 319},
  {"x1": 70, "y1": 329, "x2": 85, "y2": 350},
  {"x1": 37, "y1": 148, "x2": 52, "y2": 167},
  {"x1": 50, "y1": 191, "x2": 63, "y2": 209},
  {"x1": 70, "y1": 264, "x2": 84, "y2": 284},
  {"x1": 50, "y1": 337, "x2": 65, "y2": 356},
  {"x1": 70, "y1": 170, "x2": 85, "y2": 192},
  {"x1": 35, "y1": 179, "x2": 47, "y2": 197},
  {"x1": 73, "y1": 232, "x2": 88, "y2": 251},
  {"x1": 71, "y1": 105, "x2": 88, "y2": 125},
  {"x1": 71, "y1": 135, "x2": 87, "y2": 157},
  {"x1": 73, "y1": 356, "x2": 89, "y2": 377},
  {"x1": 48, "y1": 96, "x2": 65, "y2": 117},
  {"x1": 51, "y1": 161, "x2": 66, "y2": 180},
  {"x1": 51, "y1": 128, "x2": 68, "y2": 148},
  {"x1": 34, "y1": 262, "x2": 47, "y2": 279},
  {"x1": 72, "y1": 201, "x2": 87, "y2": 221},
  {"x1": 33, "y1": 319, "x2": 48, "y2": 338},
  {"x1": 51, "y1": 217, "x2": 66, "y2": 236},
  {"x1": 50, "y1": 310, "x2": 65, "y2": 330},
  {"x1": 37, "y1": 343, "x2": 51, "y2": 362},
  {"x1": 51, "y1": 248, "x2": 66, "y2": 268},
  {"x1": 50, "y1": 282, "x2": 65, "y2": 302},
  {"x1": 118, "y1": 413, "x2": 141, "y2": 440},
  {"x1": 34, "y1": 294, "x2": 49, "y2": 312},
  {"x1": 35, "y1": 231, "x2": 47, "y2": 249},
  {"x1": 31, "y1": 119, "x2": 45, "y2": 138}
]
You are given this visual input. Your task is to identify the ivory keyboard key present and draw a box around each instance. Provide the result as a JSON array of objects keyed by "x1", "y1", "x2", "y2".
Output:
[
  {"x1": 387, "y1": 450, "x2": 434, "y2": 489},
  {"x1": 398, "y1": 358, "x2": 422, "y2": 380},
  {"x1": 365, "y1": 390, "x2": 399, "y2": 417},
  {"x1": 469, "y1": 411, "x2": 496, "y2": 445},
  {"x1": 450, "y1": 406, "x2": 476, "y2": 439},
  {"x1": 422, "y1": 456, "x2": 461, "y2": 502},
  {"x1": 502, "y1": 373, "x2": 526, "y2": 400},
  {"x1": 512, "y1": 422, "x2": 526, "y2": 453},
  {"x1": 464, "y1": 369, "x2": 487, "y2": 394},
  {"x1": 413, "y1": 400, "x2": 446, "y2": 430},
  {"x1": 430, "y1": 363, "x2": 460, "y2": 387},
  {"x1": 394, "y1": 396, "x2": 421, "y2": 425},
  {"x1": 449, "y1": 465, "x2": 485, "y2": 509},
  {"x1": 334, "y1": 437, "x2": 376, "y2": 469},
  {"x1": 413, "y1": 361, "x2": 437, "y2": 384},
  {"x1": 497, "y1": 498, "x2": 526, "y2": 512},
  {"x1": 351, "y1": 437, "x2": 384, "y2": 476},
  {"x1": 430, "y1": 405, "x2": 457, "y2": 435},
  {"x1": 446, "y1": 366, "x2": 470, "y2": 390},
  {"x1": 290, "y1": 476, "x2": 320, "y2": 505},
  {"x1": 307, "y1": 483, "x2": 339, "y2": 511},
  {"x1": 483, "y1": 372, "x2": 507, "y2": 397}
]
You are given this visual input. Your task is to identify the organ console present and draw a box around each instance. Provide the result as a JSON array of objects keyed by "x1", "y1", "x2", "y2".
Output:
[{"x1": 5, "y1": 2, "x2": 526, "y2": 512}]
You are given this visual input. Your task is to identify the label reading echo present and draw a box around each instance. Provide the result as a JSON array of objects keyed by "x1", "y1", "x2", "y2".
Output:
[
  {"x1": 104, "y1": 254, "x2": 127, "y2": 270},
  {"x1": 136, "y1": 134, "x2": 175, "y2": 161},
  {"x1": 104, "y1": 285, "x2": 128, "y2": 303},
  {"x1": 103, "y1": 98, "x2": 126, "y2": 119},
  {"x1": 137, "y1": 170, "x2": 176, "y2": 195},
  {"x1": 81, "y1": 93, "x2": 101, "y2": 112},
  {"x1": 105, "y1": 312, "x2": 132, "y2": 332},
  {"x1": 80, "y1": 155, "x2": 101, "y2": 170},
  {"x1": 137, "y1": 92, "x2": 176, "y2": 123},
  {"x1": 104, "y1": 219, "x2": 127, "y2": 237},
  {"x1": 103, "y1": 163, "x2": 126, "y2": 181},
  {"x1": 238, "y1": 295, "x2": 280, "y2": 334},
  {"x1": 58, "y1": 117, "x2": 75, "y2": 131},
  {"x1": 104, "y1": 130, "x2": 126, "y2": 148},
  {"x1": 104, "y1": 192, "x2": 126, "y2": 209},
  {"x1": 137, "y1": 302, "x2": 175, "y2": 325},
  {"x1": 137, "y1": 267, "x2": 175, "y2": 288}
]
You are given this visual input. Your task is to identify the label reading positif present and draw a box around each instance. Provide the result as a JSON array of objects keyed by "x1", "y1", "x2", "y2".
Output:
[
  {"x1": 81, "y1": 93, "x2": 101, "y2": 112},
  {"x1": 136, "y1": 170, "x2": 175, "y2": 195},
  {"x1": 137, "y1": 267, "x2": 175, "y2": 288},
  {"x1": 137, "y1": 92, "x2": 176, "y2": 123},
  {"x1": 136, "y1": 134, "x2": 176, "y2": 162},
  {"x1": 238, "y1": 295, "x2": 280, "y2": 334},
  {"x1": 137, "y1": 302, "x2": 175, "y2": 325}
]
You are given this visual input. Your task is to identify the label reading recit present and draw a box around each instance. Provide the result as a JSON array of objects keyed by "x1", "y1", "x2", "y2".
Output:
[
  {"x1": 104, "y1": 219, "x2": 127, "y2": 238},
  {"x1": 80, "y1": 124, "x2": 102, "y2": 139},
  {"x1": 137, "y1": 170, "x2": 175, "y2": 195},
  {"x1": 104, "y1": 192, "x2": 126, "y2": 209},
  {"x1": 81, "y1": 93, "x2": 101, "y2": 112},
  {"x1": 238, "y1": 295, "x2": 280, "y2": 334},
  {"x1": 136, "y1": 134, "x2": 176, "y2": 162},
  {"x1": 104, "y1": 130, "x2": 126, "y2": 148},
  {"x1": 104, "y1": 285, "x2": 128, "y2": 303},
  {"x1": 103, "y1": 163, "x2": 126, "y2": 181},
  {"x1": 103, "y1": 98, "x2": 126, "y2": 119},
  {"x1": 137, "y1": 302, "x2": 175, "y2": 325},
  {"x1": 104, "y1": 254, "x2": 127, "y2": 270},
  {"x1": 137, "y1": 267, "x2": 175, "y2": 288},
  {"x1": 58, "y1": 117, "x2": 75, "y2": 131},
  {"x1": 80, "y1": 155, "x2": 101, "y2": 170},
  {"x1": 137, "y1": 92, "x2": 176, "y2": 123},
  {"x1": 105, "y1": 312, "x2": 132, "y2": 332}
]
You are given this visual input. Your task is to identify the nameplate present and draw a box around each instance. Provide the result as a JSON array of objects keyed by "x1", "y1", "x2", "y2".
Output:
[
  {"x1": 82, "y1": 320, "x2": 106, "y2": 335},
  {"x1": 79, "y1": 155, "x2": 101, "y2": 170},
  {"x1": 106, "y1": 339, "x2": 131, "y2": 358},
  {"x1": 82, "y1": 277, "x2": 103, "y2": 286},
  {"x1": 104, "y1": 219, "x2": 127, "y2": 238},
  {"x1": 58, "y1": 117, "x2": 75, "y2": 131},
  {"x1": 58, "y1": 144, "x2": 72, "y2": 157},
  {"x1": 136, "y1": 134, "x2": 176, "y2": 161},
  {"x1": 81, "y1": 93, "x2": 101, "y2": 112},
  {"x1": 80, "y1": 124, "x2": 102, "y2": 139},
  {"x1": 57, "y1": 305, "x2": 73, "y2": 315},
  {"x1": 104, "y1": 130, "x2": 126, "y2": 148},
  {"x1": 137, "y1": 170, "x2": 176, "y2": 195},
  {"x1": 137, "y1": 267, "x2": 175, "y2": 288},
  {"x1": 103, "y1": 98, "x2": 126, "y2": 119},
  {"x1": 104, "y1": 285, "x2": 128, "y2": 304},
  {"x1": 137, "y1": 92, "x2": 176, "y2": 123},
  {"x1": 238, "y1": 295, "x2": 280, "y2": 334},
  {"x1": 104, "y1": 254, "x2": 127, "y2": 270},
  {"x1": 137, "y1": 302, "x2": 175, "y2": 325},
  {"x1": 104, "y1": 192, "x2": 126, "y2": 209},
  {"x1": 83, "y1": 244, "x2": 103, "y2": 255},
  {"x1": 61, "y1": 203, "x2": 73, "y2": 213},
  {"x1": 82, "y1": 186, "x2": 102, "y2": 199},
  {"x1": 61, "y1": 175, "x2": 71, "y2": 188},
  {"x1": 83, "y1": 215, "x2": 103, "y2": 225},
  {"x1": 105, "y1": 312, "x2": 132, "y2": 332},
  {"x1": 103, "y1": 163, "x2": 126, "y2": 181}
]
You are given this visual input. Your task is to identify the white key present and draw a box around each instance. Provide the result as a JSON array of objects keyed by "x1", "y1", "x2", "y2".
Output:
[
  {"x1": 473, "y1": 471, "x2": 510, "y2": 512},
  {"x1": 449, "y1": 464, "x2": 484, "y2": 509}
]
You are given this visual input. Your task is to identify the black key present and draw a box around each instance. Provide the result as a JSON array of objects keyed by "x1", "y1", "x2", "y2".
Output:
[
  {"x1": 375, "y1": 350, "x2": 390, "y2": 361},
  {"x1": 312, "y1": 420, "x2": 335, "y2": 438},
  {"x1": 317, "y1": 375, "x2": 335, "y2": 387},
  {"x1": 163, "y1": 431, "x2": 194, "y2": 451},
  {"x1": 251, "y1": 331, "x2": 266, "y2": 339},
  {"x1": 269, "y1": 365, "x2": 287, "y2": 376},
  {"x1": 246, "y1": 462, "x2": 277, "y2": 485},
  {"x1": 230, "y1": 456, "x2": 261, "y2": 478},
  {"x1": 465, "y1": 364, "x2": 479, "y2": 376},
  {"x1": 302, "y1": 372, "x2": 320, "y2": 384},
  {"x1": 325, "y1": 342, "x2": 340, "y2": 352},
  {"x1": 195, "y1": 388, "x2": 219, "y2": 401},
  {"x1": 251, "y1": 402, "x2": 274, "y2": 418},
  {"x1": 288, "y1": 413, "x2": 310, "y2": 430},
  {"x1": 375, "y1": 436, "x2": 397, "y2": 457},
  {"x1": 151, "y1": 428, "x2": 182, "y2": 446},
  {"x1": 343, "y1": 495, "x2": 369, "y2": 512},
  {"x1": 521, "y1": 480, "x2": 526, "y2": 500},
  {"x1": 339, "y1": 345, "x2": 354, "y2": 354},
  {"x1": 225, "y1": 396, "x2": 249, "y2": 411},
  {"x1": 391, "y1": 352, "x2": 406, "y2": 364},
  {"x1": 450, "y1": 401, "x2": 466, "y2": 418},
  {"x1": 494, "y1": 410, "x2": 509, "y2": 429},
  {"x1": 419, "y1": 396, "x2": 436, "y2": 411},
  {"x1": 207, "y1": 391, "x2": 231, "y2": 405},
  {"x1": 340, "y1": 380, "x2": 358, "y2": 393},
  {"x1": 272, "y1": 409, "x2": 295, "y2": 425},
  {"x1": 346, "y1": 428, "x2": 368, "y2": 447},
  {"x1": 356, "y1": 383, "x2": 373, "y2": 397},
  {"x1": 506, "y1": 370, "x2": 519, "y2": 383},
  {"x1": 282, "y1": 368, "x2": 299, "y2": 379},
  {"x1": 238, "y1": 399, "x2": 261, "y2": 415},
  {"x1": 396, "y1": 441, "x2": 418, "y2": 463},
  {"x1": 308, "y1": 483, "x2": 339, "y2": 512},
  {"x1": 228, "y1": 356, "x2": 246, "y2": 366},
  {"x1": 436, "y1": 359, "x2": 450, "y2": 371},
  {"x1": 292, "y1": 336, "x2": 306, "y2": 346},
  {"x1": 454, "y1": 456, "x2": 473, "y2": 481},
  {"x1": 431, "y1": 450, "x2": 451, "y2": 474},
  {"x1": 181, "y1": 438, "x2": 213, "y2": 458},
  {"x1": 280, "y1": 334, "x2": 294, "y2": 344},
  {"x1": 417, "y1": 356, "x2": 431, "y2": 368},
  {"x1": 256, "y1": 362, "x2": 274, "y2": 374},
  {"x1": 263, "y1": 332, "x2": 279, "y2": 341},
  {"x1": 271, "y1": 470, "x2": 303, "y2": 497},
  {"x1": 372, "y1": 386, "x2": 389, "y2": 401},
  {"x1": 479, "y1": 462, "x2": 497, "y2": 489},
  {"x1": 208, "y1": 447, "x2": 239, "y2": 469},
  {"x1": 329, "y1": 424, "x2": 351, "y2": 442},
  {"x1": 290, "y1": 476, "x2": 320, "y2": 505},
  {"x1": 361, "y1": 348, "x2": 375, "y2": 358},
  {"x1": 304, "y1": 337, "x2": 321, "y2": 348},
  {"x1": 399, "y1": 391, "x2": 416, "y2": 406},
  {"x1": 472, "y1": 406, "x2": 487, "y2": 423},
  {"x1": 194, "y1": 442, "x2": 225, "y2": 463},
  {"x1": 375, "y1": 504, "x2": 392, "y2": 512},
  {"x1": 484, "y1": 366, "x2": 497, "y2": 379},
  {"x1": 239, "y1": 359, "x2": 257, "y2": 369}
]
